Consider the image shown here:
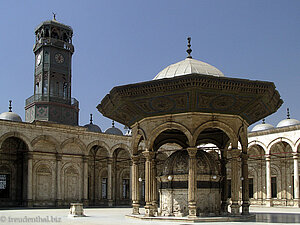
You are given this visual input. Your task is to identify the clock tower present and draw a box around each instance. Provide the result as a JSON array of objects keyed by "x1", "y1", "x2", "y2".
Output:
[{"x1": 25, "y1": 17, "x2": 79, "y2": 126}]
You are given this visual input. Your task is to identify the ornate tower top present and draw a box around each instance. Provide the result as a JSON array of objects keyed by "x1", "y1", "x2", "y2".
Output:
[
  {"x1": 186, "y1": 37, "x2": 192, "y2": 59},
  {"x1": 25, "y1": 18, "x2": 79, "y2": 126}
]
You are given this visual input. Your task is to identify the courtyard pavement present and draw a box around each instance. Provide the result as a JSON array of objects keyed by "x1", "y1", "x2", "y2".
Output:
[{"x1": 0, "y1": 206, "x2": 300, "y2": 225}]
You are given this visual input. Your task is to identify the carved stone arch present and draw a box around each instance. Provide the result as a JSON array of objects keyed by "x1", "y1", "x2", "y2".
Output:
[
  {"x1": 87, "y1": 140, "x2": 110, "y2": 156},
  {"x1": 192, "y1": 120, "x2": 237, "y2": 147},
  {"x1": 248, "y1": 141, "x2": 267, "y2": 153},
  {"x1": 31, "y1": 135, "x2": 60, "y2": 153},
  {"x1": 237, "y1": 123, "x2": 249, "y2": 148},
  {"x1": 294, "y1": 138, "x2": 300, "y2": 153},
  {"x1": 111, "y1": 143, "x2": 131, "y2": 157},
  {"x1": 132, "y1": 127, "x2": 147, "y2": 155},
  {"x1": 61, "y1": 137, "x2": 86, "y2": 155},
  {"x1": 267, "y1": 137, "x2": 294, "y2": 154},
  {"x1": 0, "y1": 131, "x2": 32, "y2": 151},
  {"x1": 147, "y1": 121, "x2": 193, "y2": 151}
]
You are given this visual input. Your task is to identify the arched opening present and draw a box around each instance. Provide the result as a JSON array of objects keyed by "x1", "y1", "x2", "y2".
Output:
[
  {"x1": 0, "y1": 137, "x2": 29, "y2": 206},
  {"x1": 248, "y1": 144, "x2": 265, "y2": 203},
  {"x1": 153, "y1": 129, "x2": 189, "y2": 151},
  {"x1": 269, "y1": 141, "x2": 293, "y2": 202},
  {"x1": 113, "y1": 148, "x2": 131, "y2": 206},
  {"x1": 88, "y1": 145, "x2": 109, "y2": 206}
]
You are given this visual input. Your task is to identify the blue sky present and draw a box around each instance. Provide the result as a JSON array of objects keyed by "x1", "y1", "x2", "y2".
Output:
[{"x1": 1, "y1": 0, "x2": 300, "y2": 132}]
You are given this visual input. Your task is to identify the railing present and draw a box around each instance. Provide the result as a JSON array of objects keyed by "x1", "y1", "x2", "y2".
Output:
[{"x1": 25, "y1": 94, "x2": 79, "y2": 108}]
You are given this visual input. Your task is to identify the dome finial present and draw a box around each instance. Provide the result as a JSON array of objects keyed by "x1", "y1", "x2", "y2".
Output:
[
  {"x1": 112, "y1": 120, "x2": 115, "y2": 127},
  {"x1": 52, "y1": 12, "x2": 57, "y2": 21},
  {"x1": 8, "y1": 100, "x2": 12, "y2": 112},
  {"x1": 287, "y1": 108, "x2": 290, "y2": 119},
  {"x1": 186, "y1": 37, "x2": 192, "y2": 59},
  {"x1": 262, "y1": 118, "x2": 265, "y2": 124},
  {"x1": 90, "y1": 114, "x2": 93, "y2": 124}
]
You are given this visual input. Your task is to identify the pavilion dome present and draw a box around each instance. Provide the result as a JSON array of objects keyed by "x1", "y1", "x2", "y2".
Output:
[
  {"x1": 153, "y1": 37, "x2": 224, "y2": 80},
  {"x1": 105, "y1": 121, "x2": 123, "y2": 136},
  {"x1": 0, "y1": 101, "x2": 22, "y2": 122},
  {"x1": 153, "y1": 58, "x2": 224, "y2": 80},
  {"x1": 277, "y1": 108, "x2": 300, "y2": 128},
  {"x1": 251, "y1": 119, "x2": 274, "y2": 132}
]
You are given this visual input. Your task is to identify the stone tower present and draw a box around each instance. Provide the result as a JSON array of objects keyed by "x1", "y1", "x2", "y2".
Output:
[{"x1": 25, "y1": 16, "x2": 79, "y2": 126}]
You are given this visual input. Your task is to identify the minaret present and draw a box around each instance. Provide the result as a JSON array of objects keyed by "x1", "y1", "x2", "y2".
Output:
[{"x1": 25, "y1": 15, "x2": 79, "y2": 125}]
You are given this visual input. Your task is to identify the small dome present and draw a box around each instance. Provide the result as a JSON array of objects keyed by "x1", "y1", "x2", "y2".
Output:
[
  {"x1": 277, "y1": 108, "x2": 300, "y2": 128},
  {"x1": 252, "y1": 119, "x2": 274, "y2": 132},
  {"x1": 105, "y1": 121, "x2": 123, "y2": 136},
  {"x1": 153, "y1": 58, "x2": 224, "y2": 80},
  {"x1": 277, "y1": 119, "x2": 300, "y2": 128},
  {"x1": 84, "y1": 114, "x2": 101, "y2": 133},
  {"x1": 84, "y1": 124, "x2": 102, "y2": 133},
  {"x1": 0, "y1": 112, "x2": 22, "y2": 122},
  {"x1": 0, "y1": 100, "x2": 22, "y2": 122}
]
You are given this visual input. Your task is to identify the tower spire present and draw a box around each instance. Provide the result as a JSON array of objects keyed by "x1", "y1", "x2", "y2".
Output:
[
  {"x1": 8, "y1": 100, "x2": 12, "y2": 112},
  {"x1": 287, "y1": 108, "x2": 290, "y2": 119},
  {"x1": 90, "y1": 114, "x2": 93, "y2": 124},
  {"x1": 186, "y1": 37, "x2": 192, "y2": 59},
  {"x1": 52, "y1": 12, "x2": 57, "y2": 21}
]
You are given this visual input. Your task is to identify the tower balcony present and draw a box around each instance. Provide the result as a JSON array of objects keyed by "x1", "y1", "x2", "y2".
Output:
[{"x1": 25, "y1": 94, "x2": 78, "y2": 108}]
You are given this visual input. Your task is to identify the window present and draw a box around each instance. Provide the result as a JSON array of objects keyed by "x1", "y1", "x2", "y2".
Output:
[
  {"x1": 249, "y1": 178, "x2": 254, "y2": 198},
  {"x1": 271, "y1": 177, "x2": 277, "y2": 198},
  {"x1": 101, "y1": 178, "x2": 107, "y2": 199},
  {"x1": 0, "y1": 174, "x2": 10, "y2": 198},
  {"x1": 142, "y1": 180, "x2": 145, "y2": 200},
  {"x1": 122, "y1": 179, "x2": 130, "y2": 199},
  {"x1": 227, "y1": 179, "x2": 231, "y2": 198}
]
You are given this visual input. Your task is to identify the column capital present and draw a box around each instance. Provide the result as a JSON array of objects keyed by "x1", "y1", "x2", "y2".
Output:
[
  {"x1": 107, "y1": 157, "x2": 113, "y2": 164},
  {"x1": 132, "y1": 155, "x2": 140, "y2": 164},
  {"x1": 27, "y1": 152, "x2": 34, "y2": 160},
  {"x1": 231, "y1": 148, "x2": 240, "y2": 158},
  {"x1": 187, "y1": 147, "x2": 197, "y2": 158},
  {"x1": 56, "y1": 153, "x2": 62, "y2": 161},
  {"x1": 82, "y1": 155, "x2": 89, "y2": 163},
  {"x1": 143, "y1": 151, "x2": 155, "y2": 161},
  {"x1": 265, "y1": 154, "x2": 271, "y2": 160},
  {"x1": 293, "y1": 152, "x2": 299, "y2": 159},
  {"x1": 240, "y1": 152, "x2": 249, "y2": 160}
]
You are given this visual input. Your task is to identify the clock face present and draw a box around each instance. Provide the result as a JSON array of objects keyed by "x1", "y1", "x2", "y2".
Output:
[
  {"x1": 36, "y1": 53, "x2": 42, "y2": 66},
  {"x1": 55, "y1": 53, "x2": 64, "y2": 64}
]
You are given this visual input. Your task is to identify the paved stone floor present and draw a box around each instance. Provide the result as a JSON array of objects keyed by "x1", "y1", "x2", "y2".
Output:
[{"x1": 0, "y1": 206, "x2": 300, "y2": 225}]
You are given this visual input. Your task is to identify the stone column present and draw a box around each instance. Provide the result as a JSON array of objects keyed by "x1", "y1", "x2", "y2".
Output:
[
  {"x1": 56, "y1": 153, "x2": 62, "y2": 206},
  {"x1": 131, "y1": 155, "x2": 140, "y2": 214},
  {"x1": 83, "y1": 156, "x2": 89, "y2": 206},
  {"x1": 293, "y1": 153, "x2": 299, "y2": 207},
  {"x1": 187, "y1": 147, "x2": 197, "y2": 218},
  {"x1": 230, "y1": 148, "x2": 240, "y2": 215},
  {"x1": 241, "y1": 152, "x2": 249, "y2": 214},
  {"x1": 107, "y1": 157, "x2": 114, "y2": 206},
  {"x1": 152, "y1": 157, "x2": 158, "y2": 214},
  {"x1": 220, "y1": 157, "x2": 228, "y2": 214},
  {"x1": 265, "y1": 155, "x2": 272, "y2": 206},
  {"x1": 143, "y1": 151, "x2": 155, "y2": 217},
  {"x1": 27, "y1": 152, "x2": 33, "y2": 207}
]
